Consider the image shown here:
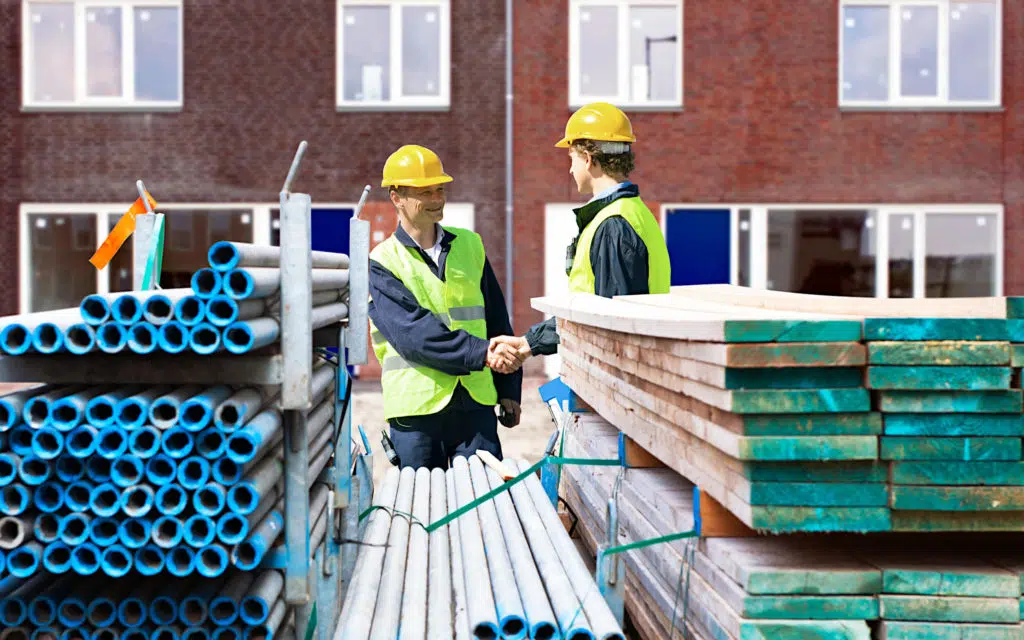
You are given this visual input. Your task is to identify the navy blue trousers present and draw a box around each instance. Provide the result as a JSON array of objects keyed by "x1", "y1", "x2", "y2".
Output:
[{"x1": 388, "y1": 385, "x2": 503, "y2": 470}]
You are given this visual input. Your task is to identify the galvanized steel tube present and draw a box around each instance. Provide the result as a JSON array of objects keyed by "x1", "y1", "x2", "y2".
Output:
[
  {"x1": 207, "y1": 241, "x2": 350, "y2": 272},
  {"x1": 398, "y1": 467, "x2": 431, "y2": 640},
  {"x1": 428, "y1": 467, "x2": 454, "y2": 639},
  {"x1": 451, "y1": 455, "x2": 500, "y2": 639},
  {"x1": 0, "y1": 515, "x2": 29, "y2": 549},
  {"x1": 173, "y1": 296, "x2": 207, "y2": 327},
  {"x1": 222, "y1": 267, "x2": 349, "y2": 300},
  {"x1": 221, "y1": 302, "x2": 348, "y2": 354}
]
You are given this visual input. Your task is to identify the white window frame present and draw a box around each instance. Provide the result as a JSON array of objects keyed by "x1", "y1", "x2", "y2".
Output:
[
  {"x1": 335, "y1": 0, "x2": 451, "y2": 111},
  {"x1": 838, "y1": 0, "x2": 1002, "y2": 109},
  {"x1": 660, "y1": 203, "x2": 1004, "y2": 298},
  {"x1": 568, "y1": 0, "x2": 683, "y2": 110},
  {"x1": 21, "y1": 0, "x2": 184, "y2": 111}
]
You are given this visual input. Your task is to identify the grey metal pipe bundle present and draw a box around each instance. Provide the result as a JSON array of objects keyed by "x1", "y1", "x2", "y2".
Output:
[
  {"x1": 208, "y1": 241, "x2": 350, "y2": 272},
  {"x1": 222, "y1": 267, "x2": 349, "y2": 300}
]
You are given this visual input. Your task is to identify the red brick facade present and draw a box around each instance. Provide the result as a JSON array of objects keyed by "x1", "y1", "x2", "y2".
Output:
[{"x1": 512, "y1": 0, "x2": 1024, "y2": 332}]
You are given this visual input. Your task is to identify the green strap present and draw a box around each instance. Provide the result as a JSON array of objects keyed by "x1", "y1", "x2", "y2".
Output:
[
  {"x1": 603, "y1": 529, "x2": 697, "y2": 557},
  {"x1": 141, "y1": 215, "x2": 165, "y2": 290},
  {"x1": 303, "y1": 601, "x2": 318, "y2": 640},
  {"x1": 358, "y1": 455, "x2": 621, "y2": 532}
]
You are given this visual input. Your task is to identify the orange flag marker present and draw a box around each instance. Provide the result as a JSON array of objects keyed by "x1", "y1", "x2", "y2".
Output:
[{"x1": 89, "y1": 191, "x2": 158, "y2": 270}]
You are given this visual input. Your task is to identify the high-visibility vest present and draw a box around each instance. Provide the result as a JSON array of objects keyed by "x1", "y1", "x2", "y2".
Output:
[
  {"x1": 568, "y1": 197, "x2": 672, "y2": 295},
  {"x1": 369, "y1": 226, "x2": 498, "y2": 420}
]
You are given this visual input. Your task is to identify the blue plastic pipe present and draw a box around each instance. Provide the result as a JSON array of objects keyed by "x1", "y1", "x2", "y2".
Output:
[
  {"x1": 63, "y1": 481, "x2": 92, "y2": 513},
  {"x1": 1, "y1": 484, "x2": 30, "y2": 516},
  {"x1": 18, "y1": 456, "x2": 52, "y2": 485},
  {"x1": 128, "y1": 322, "x2": 160, "y2": 354},
  {"x1": 100, "y1": 544, "x2": 132, "y2": 578},
  {"x1": 34, "y1": 513, "x2": 60, "y2": 544},
  {"x1": 57, "y1": 592, "x2": 88, "y2": 627},
  {"x1": 150, "y1": 386, "x2": 203, "y2": 430},
  {"x1": 155, "y1": 484, "x2": 188, "y2": 517},
  {"x1": 51, "y1": 386, "x2": 112, "y2": 432},
  {"x1": 33, "y1": 481, "x2": 64, "y2": 513},
  {"x1": 210, "y1": 572, "x2": 255, "y2": 626},
  {"x1": 226, "y1": 409, "x2": 281, "y2": 463},
  {"x1": 152, "y1": 515, "x2": 185, "y2": 549},
  {"x1": 145, "y1": 455, "x2": 177, "y2": 487},
  {"x1": 119, "y1": 485, "x2": 155, "y2": 518},
  {"x1": 88, "y1": 517, "x2": 119, "y2": 547},
  {"x1": 117, "y1": 594, "x2": 148, "y2": 627},
  {"x1": 197, "y1": 544, "x2": 229, "y2": 578},
  {"x1": 167, "y1": 545, "x2": 196, "y2": 577},
  {"x1": 182, "y1": 628, "x2": 212, "y2": 640},
  {"x1": 133, "y1": 544, "x2": 166, "y2": 577},
  {"x1": 174, "y1": 296, "x2": 207, "y2": 327},
  {"x1": 212, "y1": 458, "x2": 242, "y2": 486},
  {"x1": 0, "y1": 384, "x2": 57, "y2": 430},
  {"x1": 61, "y1": 324, "x2": 97, "y2": 355},
  {"x1": 222, "y1": 318, "x2": 279, "y2": 354},
  {"x1": 23, "y1": 385, "x2": 89, "y2": 429},
  {"x1": 95, "y1": 323, "x2": 129, "y2": 354},
  {"x1": 158, "y1": 321, "x2": 191, "y2": 354},
  {"x1": 8, "y1": 426, "x2": 33, "y2": 457},
  {"x1": 116, "y1": 386, "x2": 173, "y2": 429},
  {"x1": 227, "y1": 454, "x2": 282, "y2": 515},
  {"x1": 65, "y1": 426, "x2": 98, "y2": 458},
  {"x1": 58, "y1": 513, "x2": 91, "y2": 546},
  {"x1": 85, "y1": 457, "x2": 111, "y2": 484},
  {"x1": 0, "y1": 453, "x2": 19, "y2": 484},
  {"x1": 86, "y1": 595, "x2": 118, "y2": 628},
  {"x1": 189, "y1": 322, "x2": 222, "y2": 355},
  {"x1": 231, "y1": 506, "x2": 283, "y2": 570},
  {"x1": 214, "y1": 388, "x2": 274, "y2": 433},
  {"x1": 31, "y1": 427, "x2": 64, "y2": 460},
  {"x1": 184, "y1": 514, "x2": 217, "y2": 547},
  {"x1": 204, "y1": 296, "x2": 248, "y2": 327},
  {"x1": 196, "y1": 428, "x2": 227, "y2": 460},
  {"x1": 150, "y1": 589, "x2": 179, "y2": 626},
  {"x1": 177, "y1": 456, "x2": 211, "y2": 490},
  {"x1": 193, "y1": 483, "x2": 227, "y2": 517},
  {"x1": 88, "y1": 483, "x2": 121, "y2": 518},
  {"x1": 85, "y1": 388, "x2": 135, "y2": 428},
  {"x1": 122, "y1": 628, "x2": 149, "y2": 640},
  {"x1": 192, "y1": 268, "x2": 224, "y2": 299},
  {"x1": 110, "y1": 295, "x2": 144, "y2": 325},
  {"x1": 118, "y1": 517, "x2": 152, "y2": 550},
  {"x1": 7, "y1": 541, "x2": 42, "y2": 577},
  {"x1": 143, "y1": 293, "x2": 179, "y2": 325},
  {"x1": 179, "y1": 385, "x2": 233, "y2": 432},
  {"x1": 127, "y1": 427, "x2": 161, "y2": 459},
  {"x1": 161, "y1": 428, "x2": 194, "y2": 459},
  {"x1": 111, "y1": 455, "x2": 144, "y2": 488},
  {"x1": 79, "y1": 295, "x2": 112, "y2": 326},
  {"x1": 70, "y1": 542, "x2": 100, "y2": 575},
  {"x1": 0, "y1": 323, "x2": 34, "y2": 355},
  {"x1": 97, "y1": 427, "x2": 129, "y2": 460},
  {"x1": 215, "y1": 512, "x2": 249, "y2": 546}
]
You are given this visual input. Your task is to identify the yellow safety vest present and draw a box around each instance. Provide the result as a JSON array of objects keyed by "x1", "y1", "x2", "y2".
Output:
[
  {"x1": 568, "y1": 196, "x2": 672, "y2": 294},
  {"x1": 369, "y1": 227, "x2": 498, "y2": 420}
]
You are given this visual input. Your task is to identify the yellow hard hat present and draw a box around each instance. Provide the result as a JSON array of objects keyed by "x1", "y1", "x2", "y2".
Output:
[
  {"x1": 381, "y1": 144, "x2": 454, "y2": 188},
  {"x1": 555, "y1": 102, "x2": 636, "y2": 148}
]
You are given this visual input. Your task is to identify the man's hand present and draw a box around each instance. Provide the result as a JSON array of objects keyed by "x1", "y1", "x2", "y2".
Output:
[
  {"x1": 487, "y1": 338, "x2": 523, "y2": 374},
  {"x1": 499, "y1": 399, "x2": 521, "y2": 428},
  {"x1": 492, "y1": 335, "x2": 532, "y2": 360}
]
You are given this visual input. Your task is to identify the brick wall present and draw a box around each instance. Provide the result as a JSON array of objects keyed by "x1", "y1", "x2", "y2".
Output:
[
  {"x1": 512, "y1": 0, "x2": 1024, "y2": 332},
  {"x1": 0, "y1": 0, "x2": 509, "y2": 316}
]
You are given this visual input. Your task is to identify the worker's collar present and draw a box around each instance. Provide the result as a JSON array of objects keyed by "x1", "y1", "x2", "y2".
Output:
[
  {"x1": 573, "y1": 181, "x2": 638, "y2": 232},
  {"x1": 395, "y1": 222, "x2": 455, "y2": 250}
]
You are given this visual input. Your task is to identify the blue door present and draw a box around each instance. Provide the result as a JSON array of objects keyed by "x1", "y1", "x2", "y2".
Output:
[
  {"x1": 664, "y1": 208, "x2": 731, "y2": 286},
  {"x1": 312, "y1": 208, "x2": 356, "y2": 377}
]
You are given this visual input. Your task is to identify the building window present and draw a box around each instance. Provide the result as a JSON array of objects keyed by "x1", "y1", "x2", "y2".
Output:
[
  {"x1": 569, "y1": 0, "x2": 682, "y2": 109},
  {"x1": 28, "y1": 213, "x2": 98, "y2": 312},
  {"x1": 22, "y1": 0, "x2": 183, "y2": 110},
  {"x1": 839, "y1": 0, "x2": 1001, "y2": 108},
  {"x1": 336, "y1": 0, "x2": 451, "y2": 109}
]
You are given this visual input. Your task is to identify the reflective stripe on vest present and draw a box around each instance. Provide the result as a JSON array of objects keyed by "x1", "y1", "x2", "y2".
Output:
[
  {"x1": 368, "y1": 226, "x2": 498, "y2": 420},
  {"x1": 568, "y1": 197, "x2": 672, "y2": 295}
]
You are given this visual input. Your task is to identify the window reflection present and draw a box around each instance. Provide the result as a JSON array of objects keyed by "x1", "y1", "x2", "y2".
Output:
[
  {"x1": 767, "y1": 209, "x2": 875, "y2": 297},
  {"x1": 159, "y1": 210, "x2": 252, "y2": 289},
  {"x1": 925, "y1": 213, "x2": 997, "y2": 297},
  {"x1": 888, "y1": 213, "x2": 914, "y2": 298},
  {"x1": 29, "y1": 214, "x2": 97, "y2": 312}
]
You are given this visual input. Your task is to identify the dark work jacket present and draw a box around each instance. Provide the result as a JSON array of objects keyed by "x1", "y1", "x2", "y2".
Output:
[
  {"x1": 525, "y1": 182, "x2": 651, "y2": 356},
  {"x1": 367, "y1": 224, "x2": 522, "y2": 407}
]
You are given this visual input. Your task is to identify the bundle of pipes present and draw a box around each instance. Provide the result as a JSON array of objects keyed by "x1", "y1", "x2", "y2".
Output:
[
  {"x1": 0, "y1": 568, "x2": 292, "y2": 639},
  {"x1": 0, "y1": 241, "x2": 351, "y2": 356},
  {"x1": 336, "y1": 455, "x2": 626, "y2": 640},
  {"x1": 0, "y1": 365, "x2": 337, "y2": 580}
]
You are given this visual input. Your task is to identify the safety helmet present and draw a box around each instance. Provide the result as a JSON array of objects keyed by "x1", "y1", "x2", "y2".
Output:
[
  {"x1": 380, "y1": 145, "x2": 454, "y2": 188},
  {"x1": 555, "y1": 102, "x2": 636, "y2": 148}
]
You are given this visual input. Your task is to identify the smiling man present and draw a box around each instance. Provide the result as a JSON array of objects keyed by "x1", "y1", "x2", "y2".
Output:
[{"x1": 367, "y1": 144, "x2": 523, "y2": 470}]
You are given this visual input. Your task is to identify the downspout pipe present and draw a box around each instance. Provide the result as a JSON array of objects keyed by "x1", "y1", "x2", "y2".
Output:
[{"x1": 505, "y1": 0, "x2": 514, "y2": 322}]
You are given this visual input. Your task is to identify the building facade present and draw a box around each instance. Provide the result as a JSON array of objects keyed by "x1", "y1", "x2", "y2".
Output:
[{"x1": 2, "y1": 0, "x2": 1020, "y2": 380}]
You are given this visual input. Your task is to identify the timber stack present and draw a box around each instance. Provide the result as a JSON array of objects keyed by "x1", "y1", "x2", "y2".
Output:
[{"x1": 537, "y1": 284, "x2": 1024, "y2": 640}]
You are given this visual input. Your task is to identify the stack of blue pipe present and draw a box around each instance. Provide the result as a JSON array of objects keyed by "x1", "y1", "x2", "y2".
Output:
[{"x1": 0, "y1": 240, "x2": 349, "y2": 357}]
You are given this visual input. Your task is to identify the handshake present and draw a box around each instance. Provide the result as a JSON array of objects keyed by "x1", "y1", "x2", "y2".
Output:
[{"x1": 486, "y1": 336, "x2": 531, "y2": 374}]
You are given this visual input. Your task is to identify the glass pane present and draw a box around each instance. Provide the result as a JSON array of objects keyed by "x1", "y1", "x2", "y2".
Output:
[
  {"x1": 900, "y1": 5, "x2": 938, "y2": 98},
  {"x1": 271, "y1": 210, "x2": 281, "y2": 247},
  {"x1": 343, "y1": 6, "x2": 390, "y2": 101},
  {"x1": 134, "y1": 7, "x2": 180, "y2": 101},
  {"x1": 841, "y1": 5, "x2": 889, "y2": 101},
  {"x1": 767, "y1": 210, "x2": 876, "y2": 297},
  {"x1": 86, "y1": 6, "x2": 123, "y2": 98},
  {"x1": 578, "y1": 6, "x2": 618, "y2": 97},
  {"x1": 160, "y1": 211, "x2": 254, "y2": 289},
  {"x1": 949, "y1": 0, "x2": 997, "y2": 102},
  {"x1": 29, "y1": 2, "x2": 75, "y2": 102},
  {"x1": 888, "y1": 213, "x2": 914, "y2": 298},
  {"x1": 737, "y1": 209, "x2": 751, "y2": 287},
  {"x1": 29, "y1": 214, "x2": 97, "y2": 313},
  {"x1": 402, "y1": 5, "x2": 441, "y2": 96},
  {"x1": 628, "y1": 6, "x2": 678, "y2": 103},
  {"x1": 108, "y1": 216, "x2": 133, "y2": 293},
  {"x1": 925, "y1": 213, "x2": 997, "y2": 297}
]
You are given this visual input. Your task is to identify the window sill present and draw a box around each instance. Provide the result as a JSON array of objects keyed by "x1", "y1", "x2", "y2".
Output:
[
  {"x1": 21, "y1": 104, "x2": 184, "y2": 114},
  {"x1": 569, "y1": 103, "x2": 683, "y2": 113},
  {"x1": 839, "y1": 104, "x2": 1004, "y2": 113},
  {"x1": 336, "y1": 104, "x2": 450, "y2": 113}
]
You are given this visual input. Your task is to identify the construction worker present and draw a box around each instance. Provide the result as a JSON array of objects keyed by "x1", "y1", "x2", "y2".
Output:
[
  {"x1": 496, "y1": 102, "x2": 672, "y2": 361},
  {"x1": 368, "y1": 144, "x2": 523, "y2": 470}
]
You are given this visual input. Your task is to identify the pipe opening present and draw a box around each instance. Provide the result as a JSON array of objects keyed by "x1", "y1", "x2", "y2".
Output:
[
  {"x1": 2, "y1": 485, "x2": 27, "y2": 512},
  {"x1": 234, "y1": 542, "x2": 256, "y2": 567},
  {"x1": 242, "y1": 600, "x2": 267, "y2": 624},
  {"x1": 184, "y1": 404, "x2": 208, "y2": 425},
  {"x1": 152, "y1": 599, "x2": 175, "y2": 624},
  {"x1": 88, "y1": 402, "x2": 114, "y2": 423},
  {"x1": 104, "y1": 548, "x2": 130, "y2": 571},
  {"x1": 247, "y1": 626, "x2": 271, "y2": 640},
  {"x1": 225, "y1": 326, "x2": 252, "y2": 350},
  {"x1": 159, "y1": 487, "x2": 185, "y2": 513},
  {"x1": 212, "y1": 629, "x2": 240, "y2": 640},
  {"x1": 9, "y1": 548, "x2": 36, "y2": 572},
  {"x1": 177, "y1": 299, "x2": 202, "y2": 323},
  {"x1": 62, "y1": 517, "x2": 86, "y2": 540},
  {"x1": 99, "y1": 324, "x2": 124, "y2": 347},
  {"x1": 124, "y1": 488, "x2": 149, "y2": 513},
  {"x1": 218, "y1": 514, "x2": 245, "y2": 541},
  {"x1": 182, "y1": 459, "x2": 206, "y2": 482},
  {"x1": 182, "y1": 598, "x2": 206, "y2": 625},
  {"x1": 34, "y1": 431, "x2": 60, "y2": 454},
  {"x1": 36, "y1": 484, "x2": 61, "y2": 509},
  {"x1": 73, "y1": 545, "x2": 97, "y2": 566},
  {"x1": 192, "y1": 326, "x2": 219, "y2": 353},
  {"x1": 2, "y1": 628, "x2": 29, "y2": 640},
  {"x1": 88, "y1": 602, "x2": 115, "y2": 626},
  {"x1": 152, "y1": 402, "x2": 177, "y2": 424},
  {"x1": 473, "y1": 624, "x2": 499, "y2": 640},
  {"x1": 130, "y1": 325, "x2": 155, "y2": 350},
  {"x1": 99, "y1": 430, "x2": 125, "y2": 455},
  {"x1": 62, "y1": 630, "x2": 87, "y2": 640},
  {"x1": 219, "y1": 405, "x2": 241, "y2": 426},
  {"x1": 2, "y1": 327, "x2": 29, "y2": 353},
  {"x1": 91, "y1": 630, "x2": 116, "y2": 640},
  {"x1": 156, "y1": 519, "x2": 181, "y2": 542},
  {"x1": 27, "y1": 400, "x2": 49, "y2": 426},
  {"x1": 66, "y1": 484, "x2": 90, "y2": 509},
  {"x1": 198, "y1": 487, "x2": 223, "y2": 512},
  {"x1": 0, "y1": 518, "x2": 19, "y2": 540},
  {"x1": 198, "y1": 431, "x2": 224, "y2": 456},
  {"x1": 1, "y1": 600, "x2": 25, "y2": 626},
  {"x1": 227, "y1": 272, "x2": 251, "y2": 297},
  {"x1": 114, "y1": 458, "x2": 142, "y2": 484},
  {"x1": 68, "y1": 430, "x2": 94, "y2": 455},
  {"x1": 171, "y1": 546, "x2": 193, "y2": 569},
  {"x1": 208, "y1": 300, "x2": 234, "y2": 323},
  {"x1": 209, "y1": 244, "x2": 237, "y2": 268},
  {"x1": 122, "y1": 630, "x2": 147, "y2": 640},
  {"x1": 193, "y1": 269, "x2": 220, "y2": 294},
  {"x1": 131, "y1": 430, "x2": 158, "y2": 455},
  {"x1": 94, "y1": 519, "x2": 118, "y2": 543},
  {"x1": 113, "y1": 298, "x2": 141, "y2": 322},
  {"x1": 66, "y1": 326, "x2": 92, "y2": 351},
  {"x1": 502, "y1": 621, "x2": 526, "y2": 639},
  {"x1": 230, "y1": 485, "x2": 257, "y2": 512},
  {"x1": 228, "y1": 436, "x2": 254, "y2": 460},
  {"x1": 118, "y1": 401, "x2": 143, "y2": 426},
  {"x1": 0, "y1": 405, "x2": 13, "y2": 428},
  {"x1": 568, "y1": 632, "x2": 593, "y2": 640},
  {"x1": 34, "y1": 325, "x2": 60, "y2": 350},
  {"x1": 55, "y1": 457, "x2": 83, "y2": 481},
  {"x1": 139, "y1": 547, "x2": 162, "y2": 568},
  {"x1": 122, "y1": 519, "x2": 148, "y2": 544},
  {"x1": 30, "y1": 600, "x2": 55, "y2": 626},
  {"x1": 87, "y1": 457, "x2": 111, "y2": 481},
  {"x1": 154, "y1": 630, "x2": 176, "y2": 640},
  {"x1": 215, "y1": 459, "x2": 241, "y2": 484},
  {"x1": 93, "y1": 487, "x2": 118, "y2": 511},
  {"x1": 22, "y1": 458, "x2": 47, "y2": 481},
  {"x1": 200, "y1": 547, "x2": 224, "y2": 571},
  {"x1": 149, "y1": 458, "x2": 175, "y2": 482},
  {"x1": 35, "y1": 514, "x2": 59, "y2": 540},
  {"x1": 146, "y1": 298, "x2": 173, "y2": 320},
  {"x1": 120, "y1": 600, "x2": 144, "y2": 626},
  {"x1": 189, "y1": 518, "x2": 211, "y2": 540},
  {"x1": 60, "y1": 602, "x2": 84, "y2": 625},
  {"x1": 52, "y1": 404, "x2": 77, "y2": 425},
  {"x1": 211, "y1": 600, "x2": 236, "y2": 624}
]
